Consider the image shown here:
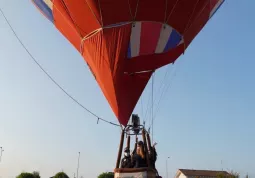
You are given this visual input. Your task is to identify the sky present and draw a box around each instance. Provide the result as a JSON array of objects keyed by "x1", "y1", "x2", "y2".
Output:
[{"x1": 0, "y1": 0, "x2": 254, "y2": 178}]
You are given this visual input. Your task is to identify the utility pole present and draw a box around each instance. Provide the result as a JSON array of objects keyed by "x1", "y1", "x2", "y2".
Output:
[
  {"x1": 166, "y1": 156, "x2": 170, "y2": 178},
  {"x1": 0, "y1": 147, "x2": 4, "y2": 162},
  {"x1": 76, "y1": 152, "x2": 80, "y2": 178}
]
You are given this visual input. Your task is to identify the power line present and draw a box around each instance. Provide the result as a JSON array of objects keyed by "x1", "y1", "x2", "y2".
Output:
[{"x1": 0, "y1": 7, "x2": 120, "y2": 127}]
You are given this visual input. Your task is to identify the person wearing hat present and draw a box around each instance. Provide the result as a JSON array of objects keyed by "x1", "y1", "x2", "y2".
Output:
[
  {"x1": 120, "y1": 147, "x2": 132, "y2": 168},
  {"x1": 131, "y1": 141, "x2": 147, "y2": 168}
]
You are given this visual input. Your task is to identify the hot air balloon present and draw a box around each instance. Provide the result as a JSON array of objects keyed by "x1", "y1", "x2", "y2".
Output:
[{"x1": 31, "y1": 0, "x2": 225, "y2": 177}]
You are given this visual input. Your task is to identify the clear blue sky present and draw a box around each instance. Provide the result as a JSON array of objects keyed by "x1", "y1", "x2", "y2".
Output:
[{"x1": 0, "y1": 0, "x2": 254, "y2": 178}]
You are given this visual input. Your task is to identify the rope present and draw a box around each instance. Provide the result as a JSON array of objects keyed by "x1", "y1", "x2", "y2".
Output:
[
  {"x1": 60, "y1": 0, "x2": 86, "y2": 36},
  {"x1": 151, "y1": 71, "x2": 155, "y2": 144},
  {"x1": 0, "y1": 7, "x2": 120, "y2": 127},
  {"x1": 166, "y1": 0, "x2": 180, "y2": 23},
  {"x1": 155, "y1": 65, "x2": 173, "y2": 103},
  {"x1": 140, "y1": 95, "x2": 144, "y2": 124},
  {"x1": 153, "y1": 65, "x2": 176, "y2": 118},
  {"x1": 183, "y1": 0, "x2": 210, "y2": 35},
  {"x1": 164, "y1": 0, "x2": 168, "y2": 23},
  {"x1": 128, "y1": 0, "x2": 140, "y2": 23},
  {"x1": 134, "y1": 0, "x2": 140, "y2": 21},
  {"x1": 144, "y1": 83, "x2": 152, "y2": 124},
  {"x1": 144, "y1": 65, "x2": 171, "y2": 125},
  {"x1": 182, "y1": 0, "x2": 200, "y2": 34},
  {"x1": 84, "y1": 0, "x2": 102, "y2": 27},
  {"x1": 147, "y1": 62, "x2": 181, "y2": 130},
  {"x1": 153, "y1": 67, "x2": 177, "y2": 119},
  {"x1": 144, "y1": 64, "x2": 177, "y2": 130},
  {"x1": 97, "y1": 0, "x2": 103, "y2": 27}
]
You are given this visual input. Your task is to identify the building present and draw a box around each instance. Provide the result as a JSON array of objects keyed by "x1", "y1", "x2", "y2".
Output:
[{"x1": 175, "y1": 169, "x2": 231, "y2": 178}]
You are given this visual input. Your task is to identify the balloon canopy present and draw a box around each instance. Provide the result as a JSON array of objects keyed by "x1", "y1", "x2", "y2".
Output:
[{"x1": 32, "y1": 0, "x2": 224, "y2": 126}]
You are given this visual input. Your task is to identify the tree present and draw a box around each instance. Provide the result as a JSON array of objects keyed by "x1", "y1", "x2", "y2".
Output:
[
  {"x1": 54, "y1": 171, "x2": 69, "y2": 178},
  {"x1": 217, "y1": 173, "x2": 226, "y2": 178},
  {"x1": 32, "y1": 171, "x2": 40, "y2": 178},
  {"x1": 229, "y1": 170, "x2": 239, "y2": 178},
  {"x1": 98, "y1": 172, "x2": 114, "y2": 178},
  {"x1": 16, "y1": 172, "x2": 35, "y2": 178}
]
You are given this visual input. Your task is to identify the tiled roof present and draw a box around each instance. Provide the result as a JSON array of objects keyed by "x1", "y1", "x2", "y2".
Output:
[{"x1": 179, "y1": 169, "x2": 231, "y2": 177}]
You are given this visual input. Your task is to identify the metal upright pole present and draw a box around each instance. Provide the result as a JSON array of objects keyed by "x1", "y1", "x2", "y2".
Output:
[
  {"x1": 166, "y1": 157, "x2": 170, "y2": 178},
  {"x1": 0, "y1": 147, "x2": 4, "y2": 162},
  {"x1": 77, "y1": 152, "x2": 80, "y2": 178},
  {"x1": 166, "y1": 159, "x2": 168, "y2": 178},
  {"x1": 116, "y1": 129, "x2": 125, "y2": 169}
]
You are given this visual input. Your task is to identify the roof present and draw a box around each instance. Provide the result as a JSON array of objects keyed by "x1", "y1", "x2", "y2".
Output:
[{"x1": 177, "y1": 169, "x2": 231, "y2": 177}]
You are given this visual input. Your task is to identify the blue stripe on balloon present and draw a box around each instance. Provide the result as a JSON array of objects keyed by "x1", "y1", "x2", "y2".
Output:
[
  {"x1": 163, "y1": 29, "x2": 182, "y2": 52},
  {"x1": 127, "y1": 43, "x2": 132, "y2": 59},
  {"x1": 33, "y1": 0, "x2": 53, "y2": 23}
]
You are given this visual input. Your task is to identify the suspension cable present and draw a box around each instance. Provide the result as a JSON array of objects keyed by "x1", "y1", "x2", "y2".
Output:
[
  {"x1": 0, "y1": 7, "x2": 120, "y2": 127},
  {"x1": 151, "y1": 71, "x2": 155, "y2": 143}
]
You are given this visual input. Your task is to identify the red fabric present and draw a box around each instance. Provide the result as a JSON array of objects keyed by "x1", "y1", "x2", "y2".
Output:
[
  {"x1": 81, "y1": 24, "x2": 152, "y2": 125},
  {"x1": 125, "y1": 44, "x2": 184, "y2": 73},
  {"x1": 33, "y1": 0, "x2": 224, "y2": 126},
  {"x1": 184, "y1": 2, "x2": 211, "y2": 48},
  {"x1": 139, "y1": 22, "x2": 162, "y2": 55},
  {"x1": 53, "y1": 0, "x2": 82, "y2": 51},
  {"x1": 210, "y1": 0, "x2": 221, "y2": 11}
]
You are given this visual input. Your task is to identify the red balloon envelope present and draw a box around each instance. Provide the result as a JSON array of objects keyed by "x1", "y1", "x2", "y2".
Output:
[{"x1": 32, "y1": 0, "x2": 224, "y2": 126}]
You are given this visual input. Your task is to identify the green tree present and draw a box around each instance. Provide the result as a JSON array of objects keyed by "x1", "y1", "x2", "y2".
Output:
[
  {"x1": 229, "y1": 171, "x2": 239, "y2": 178},
  {"x1": 16, "y1": 172, "x2": 35, "y2": 178},
  {"x1": 217, "y1": 173, "x2": 226, "y2": 178},
  {"x1": 32, "y1": 171, "x2": 40, "y2": 178},
  {"x1": 98, "y1": 172, "x2": 114, "y2": 178},
  {"x1": 54, "y1": 171, "x2": 69, "y2": 178}
]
